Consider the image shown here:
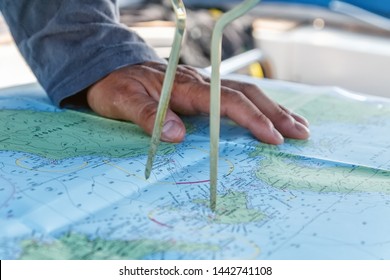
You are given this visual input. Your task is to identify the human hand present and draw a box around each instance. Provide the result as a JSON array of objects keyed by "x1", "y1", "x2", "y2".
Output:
[{"x1": 86, "y1": 61, "x2": 309, "y2": 144}]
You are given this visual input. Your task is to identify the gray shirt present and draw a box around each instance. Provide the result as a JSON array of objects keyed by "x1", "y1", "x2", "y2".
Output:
[{"x1": 0, "y1": 0, "x2": 164, "y2": 106}]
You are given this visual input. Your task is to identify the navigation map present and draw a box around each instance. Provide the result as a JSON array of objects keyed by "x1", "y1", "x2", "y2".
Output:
[{"x1": 0, "y1": 77, "x2": 389, "y2": 259}]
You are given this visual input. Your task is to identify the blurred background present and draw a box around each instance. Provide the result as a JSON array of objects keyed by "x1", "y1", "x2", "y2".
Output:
[{"x1": 1, "y1": 0, "x2": 389, "y2": 97}]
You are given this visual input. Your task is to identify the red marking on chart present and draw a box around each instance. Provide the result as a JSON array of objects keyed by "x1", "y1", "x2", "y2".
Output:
[{"x1": 148, "y1": 216, "x2": 173, "y2": 228}]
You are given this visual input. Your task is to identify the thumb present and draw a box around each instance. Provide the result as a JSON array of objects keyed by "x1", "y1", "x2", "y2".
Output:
[
  {"x1": 86, "y1": 80, "x2": 186, "y2": 143},
  {"x1": 159, "y1": 112, "x2": 186, "y2": 143}
]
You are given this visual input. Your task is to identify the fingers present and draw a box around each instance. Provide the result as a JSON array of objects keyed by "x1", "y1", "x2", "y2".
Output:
[
  {"x1": 220, "y1": 79, "x2": 310, "y2": 141},
  {"x1": 168, "y1": 80, "x2": 285, "y2": 144},
  {"x1": 219, "y1": 86, "x2": 285, "y2": 144},
  {"x1": 158, "y1": 63, "x2": 310, "y2": 143},
  {"x1": 86, "y1": 62, "x2": 310, "y2": 145},
  {"x1": 279, "y1": 105, "x2": 310, "y2": 127},
  {"x1": 166, "y1": 73, "x2": 309, "y2": 144}
]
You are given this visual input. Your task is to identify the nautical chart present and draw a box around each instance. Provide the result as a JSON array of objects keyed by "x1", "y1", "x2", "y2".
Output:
[{"x1": 0, "y1": 77, "x2": 389, "y2": 260}]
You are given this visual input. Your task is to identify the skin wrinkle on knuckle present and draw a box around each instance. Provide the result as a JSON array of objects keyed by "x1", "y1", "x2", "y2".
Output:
[
  {"x1": 220, "y1": 89, "x2": 247, "y2": 116},
  {"x1": 174, "y1": 71, "x2": 192, "y2": 83},
  {"x1": 274, "y1": 108, "x2": 296, "y2": 129},
  {"x1": 241, "y1": 82, "x2": 259, "y2": 95},
  {"x1": 279, "y1": 104, "x2": 292, "y2": 115},
  {"x1": 274, "y1": 113, "x2": 296, "y2": 135},
  {"x1": 178, "y1": 66, "x2": 204, "y2": 82},
  {"x1": 224, "y1": 80, "x2": 257, "y2": 96},
  {"x1": 175, "y1": 70, "x2": 202, "y2": 84}
]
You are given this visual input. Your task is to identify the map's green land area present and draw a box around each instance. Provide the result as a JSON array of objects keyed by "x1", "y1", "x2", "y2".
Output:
[
  {"x1": 3, "y1": 82, "x2": 390, "y2": 260},
  {"x1": 0, "y1": 110, "x2": 175, "y2": 159},
  {"x1": 20, "y1": 233, "x2": 219, "y2": 260},
  {"x1": 251, "y1": 144, "x2": 390, "y2": 194},
  {"x1": 195, "y1": 191, "x2": 266, "y2": 224},
  {"x1": 265, "y1": 88, "x2": 390, "y2": 124},
  {"x1": 19, "y1": 191, "x2": 264, "y2": 259},
  {"x1": 249, "y1": 88, "x2": 390, "y2": 194}
]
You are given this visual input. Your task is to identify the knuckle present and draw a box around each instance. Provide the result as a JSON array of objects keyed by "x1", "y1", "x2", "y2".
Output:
[
  {"x1": 240, "y1": 82, "x2": 260, "y2": 94},
  {"x1": 274, "y1": 107, "x2": 294, "y2": 127},
  {"x1": 175, "y1": 66, "x2": 204, "y2": 83},
  {"x1": 221, "y1": 89, "x2": 250, "y2": 116}
]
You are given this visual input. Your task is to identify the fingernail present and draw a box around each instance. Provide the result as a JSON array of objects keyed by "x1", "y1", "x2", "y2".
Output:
[
  {"x1": 161, "y1": 120, "x2": 184, "y2": 142},
  {"x1": 273, "y1": 128, "x2": 284, "y2": 144}
]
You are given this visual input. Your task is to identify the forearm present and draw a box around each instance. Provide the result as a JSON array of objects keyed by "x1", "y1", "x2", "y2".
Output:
[{"x1": 0, "y1": 0, "x2": 164, "y2": 106}]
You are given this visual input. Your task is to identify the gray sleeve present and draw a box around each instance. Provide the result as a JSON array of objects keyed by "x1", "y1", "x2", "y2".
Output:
[{"x1": 0, "y1": 0, "x2": 165, "y2": 106}]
